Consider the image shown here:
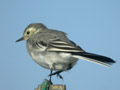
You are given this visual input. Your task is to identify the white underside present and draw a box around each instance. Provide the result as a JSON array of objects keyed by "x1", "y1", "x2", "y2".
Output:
[{"x1": 30, "y1": 51, "x2": 78, "y2": 71}]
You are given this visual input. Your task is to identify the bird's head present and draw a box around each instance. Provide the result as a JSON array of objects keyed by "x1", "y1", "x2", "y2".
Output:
[{"x1": 16, "y1": 23, "x2": 47, "y2": 42}]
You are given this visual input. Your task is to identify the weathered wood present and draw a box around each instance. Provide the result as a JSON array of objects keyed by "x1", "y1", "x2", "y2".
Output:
[{"x1": 35, "y1": 85, "x2": 66, "y2": 90}]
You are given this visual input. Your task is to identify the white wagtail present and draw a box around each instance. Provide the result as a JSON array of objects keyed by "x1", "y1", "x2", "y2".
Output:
[{"x1": 16, "y1": 23, "x2": 115, "y2": 81}]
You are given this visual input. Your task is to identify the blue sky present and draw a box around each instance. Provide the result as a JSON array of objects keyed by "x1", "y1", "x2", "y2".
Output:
[{"x1": 0, "y1": 0, "x2": 120, "y2": 90}]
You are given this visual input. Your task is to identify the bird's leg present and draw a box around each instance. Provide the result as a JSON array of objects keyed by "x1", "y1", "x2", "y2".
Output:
[
  {"x1": 49, "y1": 65, "x2": 54, "y2": 84},
  {"x1": 49, "y1": 71, "x2": 63, "y2": 80},
  {"x1": 49, "y1": 70, "x2": 52, "y2": 82},
  {"x1": 49, "y1": 70, "x2": 53, "y2": 84}
]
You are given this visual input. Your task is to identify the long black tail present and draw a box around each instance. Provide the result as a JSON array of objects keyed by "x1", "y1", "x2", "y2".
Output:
[{"x1": 72, "y1": 52, "x2": 116, "y2": 67}]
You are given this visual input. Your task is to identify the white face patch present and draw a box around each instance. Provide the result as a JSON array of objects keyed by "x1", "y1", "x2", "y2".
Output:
[{"x1": 27, "y1": 27, "x2": 36, "y2": 32}]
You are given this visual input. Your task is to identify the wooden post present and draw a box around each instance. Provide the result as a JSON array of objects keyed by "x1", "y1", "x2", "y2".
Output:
[
  {"x1": 35, "y1": 79, "x2": 66, "y2": 90},
  {"x1": 35, "y1": 84, "x2": 66, "y2": 90}
]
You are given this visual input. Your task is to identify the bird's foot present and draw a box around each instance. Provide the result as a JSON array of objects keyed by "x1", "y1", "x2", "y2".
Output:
[
  {"x1": 56, "y1": 73, "x2": 63, "y2": 80},
  {"x1": 49, "y1": 71, "x2": 63, "y2": 80}
]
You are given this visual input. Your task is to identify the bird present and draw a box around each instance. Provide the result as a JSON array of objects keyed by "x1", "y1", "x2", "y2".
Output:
[{"x1": 16, "y1": 23, "x2": 116, "y2": 82}]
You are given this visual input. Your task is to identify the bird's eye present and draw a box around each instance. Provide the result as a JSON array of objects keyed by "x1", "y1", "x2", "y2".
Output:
[{"x1": 27, "y1": 31, "x2": 30, "y2": 35}]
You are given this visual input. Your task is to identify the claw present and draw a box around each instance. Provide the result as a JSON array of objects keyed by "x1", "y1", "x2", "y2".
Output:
[
  {"x1": 56, "y1": 73, "x2": 63, "y2": 80},
  {"x1": 49, "y1": 71, "x2": 63, "y2": 80}
]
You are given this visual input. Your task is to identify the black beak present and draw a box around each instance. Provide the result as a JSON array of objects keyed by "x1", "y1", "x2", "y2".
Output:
[{"x1": 16, "y1": 37, "x2": 24, "y2": 42}]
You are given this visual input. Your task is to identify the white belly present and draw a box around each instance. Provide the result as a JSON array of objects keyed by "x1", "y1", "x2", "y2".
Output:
[{"x1": 30, "y1": 51, "x2": 78, "y2": 71}]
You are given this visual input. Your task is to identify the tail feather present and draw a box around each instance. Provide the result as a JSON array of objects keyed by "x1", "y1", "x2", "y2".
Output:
[{"x1": 72, "y1": 52, "x2": 116, "y2": 67}]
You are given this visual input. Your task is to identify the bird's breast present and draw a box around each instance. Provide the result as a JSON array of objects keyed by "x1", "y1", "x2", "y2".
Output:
[{"x1": 29, "y1": 50, "x2": 78, "y2": 71}]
